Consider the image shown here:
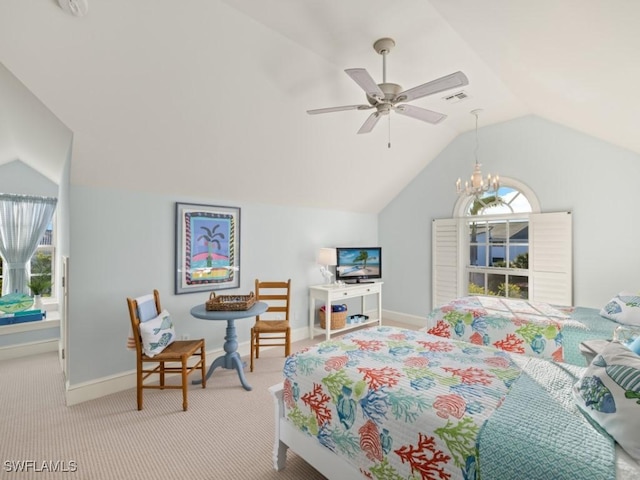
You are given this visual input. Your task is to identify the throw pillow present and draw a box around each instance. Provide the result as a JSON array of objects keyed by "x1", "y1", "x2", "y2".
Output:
[
  {"x1": 573, "y1": 341, "x2": 640, "y2": 462},
  {"x1": 600, "y1": 291, "x2": 640, "y2": 326},
  {"x1": 139, "y1": 309, "x2": 176, "y2": 357}
]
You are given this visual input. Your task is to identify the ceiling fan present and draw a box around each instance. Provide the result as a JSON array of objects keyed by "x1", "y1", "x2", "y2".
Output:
[{"x1": 307, "y1": 37, "x2": 469, "y2": 135}]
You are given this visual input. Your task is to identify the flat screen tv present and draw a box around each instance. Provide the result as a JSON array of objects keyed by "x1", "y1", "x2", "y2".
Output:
[{"x1": 335, "y1": 247, "x2": 382, "y2": 284}]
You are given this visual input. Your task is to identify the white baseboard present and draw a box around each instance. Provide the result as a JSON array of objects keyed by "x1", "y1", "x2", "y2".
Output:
[
  {"x1": 0, "y1": 338, "x2": 58, "y2": 361},
  {"x1": 65, "y1": 316, "x2": 430, "y2": 407},
  {"x1": 382, "y1": 309, "x2": 426, "y2": 328},
  {"x1": 65, "y1": 317, "x2": 431, "y2": 407},
  {"x1": 65, "y1": 325, "x2": 311, "y2": 406}
]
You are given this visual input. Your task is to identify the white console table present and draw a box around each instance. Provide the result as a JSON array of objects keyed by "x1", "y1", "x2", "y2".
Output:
[{"x1": 309, "y1": 282, "x2": 383, "y2": 340}]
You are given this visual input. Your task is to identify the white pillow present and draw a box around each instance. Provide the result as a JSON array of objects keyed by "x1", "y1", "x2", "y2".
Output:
[
  {"x1": 573, "y1": 341, "x2": 640, "y2": 462},
  {"x1": 600, "y1": 291, "x2": 640, "y2": 326},
  {"x1": 139, "y1": 309, "x2": 176, "y2": 357}
]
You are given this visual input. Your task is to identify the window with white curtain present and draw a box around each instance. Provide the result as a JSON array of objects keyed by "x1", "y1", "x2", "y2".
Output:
[
  {"x1": 0, "y1": 194, "x2": 57, "y2": 296},
  {"x1": 0, "y1": 228, "x2": 54, "y2": 296}
]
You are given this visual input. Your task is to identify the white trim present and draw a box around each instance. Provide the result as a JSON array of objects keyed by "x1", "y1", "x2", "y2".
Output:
[
  {"x1": 65, "y1": 325, "x2": 312, "y2": 406},
  {"x1": 382, "y1": 309, "x2": 425, "y2": 328},
  {"x1": 0, "y1": 338, "x2": 58, "y2": 361},
  {"x1": 65, "y1": 368, "x2": 137, "y2": 406}
]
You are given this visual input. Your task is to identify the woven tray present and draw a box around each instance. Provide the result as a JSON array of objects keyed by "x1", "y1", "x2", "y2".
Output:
[
  {"x1": 319, "y1": 309, "x2": 347, "y2": 330},
  {"x1": 205, "y1": 292, "x2": 256, "y2": 311}
]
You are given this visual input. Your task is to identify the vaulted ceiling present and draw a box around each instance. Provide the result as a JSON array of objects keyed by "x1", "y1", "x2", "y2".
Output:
[{"x1": 0, "y1": 1, "x2": 637, "y2": 212}]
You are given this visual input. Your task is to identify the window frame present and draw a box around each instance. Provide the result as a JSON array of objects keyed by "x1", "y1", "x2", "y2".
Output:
[
  {"x1": 465, "y1": 213, "x2": 530, "y2": 299},
  {"x1": 432, "y1": 177, "x2": 573, "y2": 307}
]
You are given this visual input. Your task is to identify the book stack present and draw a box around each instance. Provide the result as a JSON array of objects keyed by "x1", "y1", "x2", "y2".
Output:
[{"x1": 0, "y1": 309, "x2": 46, "y2": 326}]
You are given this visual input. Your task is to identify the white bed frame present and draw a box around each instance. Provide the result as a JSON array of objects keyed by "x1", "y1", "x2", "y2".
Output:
[
  {"x1": 269, "y1": 382, "x2": 360, "y2": 478},
  {"x1": 269, "y1": 382, "x2": 640, "y2": 479}
]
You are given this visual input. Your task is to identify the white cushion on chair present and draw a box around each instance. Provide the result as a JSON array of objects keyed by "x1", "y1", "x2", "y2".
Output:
[{"x1": 139, "y1": 309, "x2": 176, "y2": 357}]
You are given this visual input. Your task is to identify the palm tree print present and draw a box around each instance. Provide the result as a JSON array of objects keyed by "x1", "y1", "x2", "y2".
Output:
[
  {"x1": 354, "y1": 250, "x2": 369, "y2": 271},
  {"x1": 197, "y1": 224, "x2": 225, "y2": 267}
]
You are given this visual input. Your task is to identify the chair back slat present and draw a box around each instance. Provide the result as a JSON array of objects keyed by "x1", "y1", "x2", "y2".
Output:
[{"x1": 255, "y1": 279, "x2": 291, "y2": 321}]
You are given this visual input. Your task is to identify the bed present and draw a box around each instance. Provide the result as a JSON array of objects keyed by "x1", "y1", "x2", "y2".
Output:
[
  {"x1": 423, "y1": 296, "x2": 621, "y2": 366},
  {"x1": 270, "y1": 326, "x2": 640, "y2": 479}
]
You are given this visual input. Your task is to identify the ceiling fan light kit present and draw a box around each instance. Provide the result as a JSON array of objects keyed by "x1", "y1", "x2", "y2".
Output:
[{"x1": 307, "y1": 37, "x2": 469, "y2": 137}]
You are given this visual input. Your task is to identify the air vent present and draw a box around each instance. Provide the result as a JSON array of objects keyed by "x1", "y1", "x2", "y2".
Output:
[{"x1": 443, "y1": 91, "x2": 469, "y2": 103}]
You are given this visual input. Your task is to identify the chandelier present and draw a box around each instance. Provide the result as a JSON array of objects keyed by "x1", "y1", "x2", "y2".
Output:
[{"x1": 456, "y1": 109, "x2": 499, "y2": 197}]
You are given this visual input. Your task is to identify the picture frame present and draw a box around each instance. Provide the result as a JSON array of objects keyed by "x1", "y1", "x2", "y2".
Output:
[{"x1": 175, "y1": 202, "x2": 240, "y2": 294}]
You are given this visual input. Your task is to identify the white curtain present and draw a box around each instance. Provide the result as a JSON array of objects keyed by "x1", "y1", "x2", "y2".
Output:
[{"x1": 0, "y1": 194, "x2": 57, "y2": 296}]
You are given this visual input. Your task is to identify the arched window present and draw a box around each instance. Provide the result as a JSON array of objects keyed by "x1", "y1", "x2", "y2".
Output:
[
  {"x1": 433, "y1": 179, "x2": 571, "y2": 306},
  {"x1": 459, "y1": 182, "x2": 536, "y2": 299},
  {"x1": 453, "y1": 177, "x2": 540, "y2": 217}
]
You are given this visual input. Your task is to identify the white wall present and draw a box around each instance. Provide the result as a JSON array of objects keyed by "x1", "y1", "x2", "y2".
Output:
[
  {"x1": 380, "y1": 115, "x2": 640, "y2": 316},
  {"x1": 68, "y1": 185, "x2": 377, "y2": 384}
]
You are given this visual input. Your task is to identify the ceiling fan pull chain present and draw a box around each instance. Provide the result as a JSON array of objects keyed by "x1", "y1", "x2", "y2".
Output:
[{"x1": 388, "y1": 116, "x2": 392, "y2": 149}]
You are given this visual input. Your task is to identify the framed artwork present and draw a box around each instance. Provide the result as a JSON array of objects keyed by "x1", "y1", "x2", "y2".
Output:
[{"x1": 175, "y1": 202, "x2": 240, "y2": 294}]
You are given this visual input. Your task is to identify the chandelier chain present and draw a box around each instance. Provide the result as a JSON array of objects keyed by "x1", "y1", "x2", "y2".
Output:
[{"x1": 456, "y1": 109, "x2": 499, "y2": 198}]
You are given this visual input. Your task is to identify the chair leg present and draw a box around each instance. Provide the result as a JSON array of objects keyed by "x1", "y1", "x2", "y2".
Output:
[
  {"x1": 250, "y1": 328, "x2": 255, "y2": 372},
  {"x1": 137, "y1": 365, "x2": 143, "y2": 411},
  {"x1": 181, "y1": 357, "x2": 188, "y2": 412},
  {"x1": 200, "y1": 344, "x2": 207, "y2": 388},
  {"x1": 285, "y1": 328, "x2": 291, "y2": 357},
  {"x1": 160, "y1": 362, "x2": 165, "y2": 389}
]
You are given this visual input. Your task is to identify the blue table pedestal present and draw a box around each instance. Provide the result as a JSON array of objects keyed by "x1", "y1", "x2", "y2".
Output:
[
  {"x1": 190, "y1": 301, "x2": 268, "y2": 391},
  {"x1": 193, "y1": 319, "x2": 251, "y2": 391}
]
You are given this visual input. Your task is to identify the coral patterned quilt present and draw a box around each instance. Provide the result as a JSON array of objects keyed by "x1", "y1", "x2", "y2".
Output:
[
  {"x1": 423, "y1": 296, "x2": 585, "y2": 363},
  {"x1": 282, "y1": 326, "x2": 522, "y2": 480}
]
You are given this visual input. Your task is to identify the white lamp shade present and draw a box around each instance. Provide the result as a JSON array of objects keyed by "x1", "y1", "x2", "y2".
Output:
[{"x1": 317, "y1": 247, "x2": 337, "y2": 266}]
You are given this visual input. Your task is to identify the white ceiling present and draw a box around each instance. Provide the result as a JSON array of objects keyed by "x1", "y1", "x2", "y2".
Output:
[{"x1": 0, "y1": 0, "x2": 638, "y2": 213}]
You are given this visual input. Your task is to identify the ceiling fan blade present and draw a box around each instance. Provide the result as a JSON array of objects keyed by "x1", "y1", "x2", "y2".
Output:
[
  {"x1": 394, "y1": 104, "x2": 447, "y2": 124},
  {"x1": 345, "y1": 68, "x2": 384, "y2": 100},
  {"x1": 357, "y1": 112, "x2": 382, "y2": 134},
  {"x1": 395, "y1": 71, "x2": 469, "y2": 103},
  {"x1": 307, "y1": 104, "x2": 373, "y2": 115}
]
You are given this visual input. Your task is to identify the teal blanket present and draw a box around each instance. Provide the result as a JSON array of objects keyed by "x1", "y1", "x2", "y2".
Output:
[
  {"x1": 563, "y1": 306, "x2": 618, "y2": 366},
  {"x1": 477, "y1": 357, "x2": 615, "y2": 480}
]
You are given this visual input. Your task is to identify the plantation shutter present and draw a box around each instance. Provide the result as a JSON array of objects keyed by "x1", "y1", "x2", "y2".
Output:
[
  {"x1": 432, "y1": 218, "x2": 460, "y2": 308},
  {"x1": 529, "y1": 211, "x2": 573, "y2": 305},
  {"x1": 433, "y1": 212, "x2": 573, "y2": 308}
]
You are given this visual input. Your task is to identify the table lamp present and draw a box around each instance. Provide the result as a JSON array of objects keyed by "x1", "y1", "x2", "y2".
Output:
[{"x1": 317, "y1": 248, "x2": 337, "y2": 284}]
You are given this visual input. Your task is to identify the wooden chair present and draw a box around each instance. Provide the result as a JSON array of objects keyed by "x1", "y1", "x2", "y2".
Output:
[
  {"x1": 250, "y1": 279, "x2": 291, "y2": 372},
  {"x1": 126, "y1": 290, "x2": 206, "y2": 411}
]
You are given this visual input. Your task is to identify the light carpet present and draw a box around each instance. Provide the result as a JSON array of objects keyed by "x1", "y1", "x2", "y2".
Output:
[{"x1": 0, "y1": 337, "x2": 329, "y2": 480}]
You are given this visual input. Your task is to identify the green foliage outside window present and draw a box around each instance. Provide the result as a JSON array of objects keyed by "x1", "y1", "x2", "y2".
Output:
[
  {"x1": 28, "y1": 251, "x2": 53, "y2": 296},
  {"x1": 469, "y1": 282, "x2": 524, "y2": 299},
  {"x1": 491, "y1": 252, "x2": 528, "y2": 269}
]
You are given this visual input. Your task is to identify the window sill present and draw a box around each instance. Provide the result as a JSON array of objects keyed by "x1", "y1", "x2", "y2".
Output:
[{"x1": 0, "y1": 310, "x2": 60, "y2": 335}]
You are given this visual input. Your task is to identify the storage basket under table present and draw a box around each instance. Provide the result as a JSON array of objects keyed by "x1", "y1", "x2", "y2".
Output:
[{"x1": 319, "y1": 309, "x2": 347, "y2": 329}]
